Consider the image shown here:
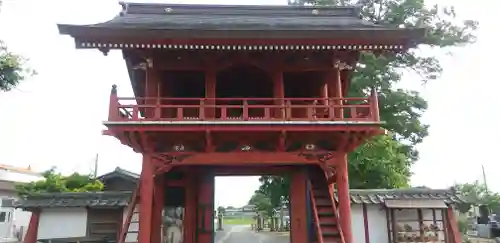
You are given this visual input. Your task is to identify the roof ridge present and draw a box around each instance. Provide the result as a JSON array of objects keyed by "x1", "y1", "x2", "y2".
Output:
[{"x1": 118, "y1": 2, "x2": 361, "y2": 18}]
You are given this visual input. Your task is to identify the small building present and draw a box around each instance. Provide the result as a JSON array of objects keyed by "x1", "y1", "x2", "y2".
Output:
[
  {"x1": 0, "y1": 165, "x2": 43, "y2": 242},
  {"x1": 15, "y1": 168, "x2": 466, "y2": 243}
]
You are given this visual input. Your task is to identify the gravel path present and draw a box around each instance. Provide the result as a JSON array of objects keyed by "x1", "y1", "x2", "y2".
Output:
[{"x1": 214, "y1": 225, "x2": 289, "y2": 243}]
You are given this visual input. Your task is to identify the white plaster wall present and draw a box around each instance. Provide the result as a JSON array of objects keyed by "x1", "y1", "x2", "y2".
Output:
[
  {"x1": 0, "y1": 170, "x2": 43, "y2": 183},
  {"x1": 350, "y1": 205, "x2": 389, "y2": 243},
  {"x1": 38, "y1": 208, "x2": 87, "y2": 240},
  {"x1": 123, "y1": 205, "x2": 139, "y2": 243},
  {"x1": 366, "y1": 205, "x2": 390, "y2": 243},
  {"x1": 351, "y1": 205, "x2": 365, "y2": 243},
  {"x1": 13, "y1": 208, "x2": 32, "y2": 241}
]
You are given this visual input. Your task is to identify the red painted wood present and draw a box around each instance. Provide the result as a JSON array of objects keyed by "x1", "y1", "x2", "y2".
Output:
[
  {"x1": 362, "y1": 204, "x2": 370, "y2": 243},
  {"x1": 370, "y1": 88, "x2": 380, "y2": 122},
  {"x1": 151, "y1": 175, "x2": 165, "y2": 243},
  {"x1": 290, "y1": 170, "x2": 308, "y2": 243},
  {"x1": 308, "y1": 181, "x2": 325, "y2": 243},
  {"x1": 446, "y1": 207, "x2": 462, "y2": 243},
  {"x1": 108, "y1": 86, "x2": 119, "y2": 121},
  {"x1": 336, "y1": 154, "x2": 353, "y2": 243},
  {"x1": 196, "y1": 173, "x2": 214, "y2": 243},
  {"x1": 23, "y1": 210, "x2": 40, "y2": 243},
  {"x1": 138, "y1": 154, "x2": 155, "y2": 243},
  {"x1": 272, "y1": 71, "x2": 285, "y2": 119},
  {"x1": 181, "y1": 152, "x2": 324, "y2": 165},
  {"x1": 106, "y1": 124, "x2": 383, "y2": 133},
  {"x1": 113, "y1": 97, "x2": 375, "y2": 122},
  {"x1": 184, "y1": 173, "x2": 197, "y2": 243},
  {"x1": 310, "y1": 166, "x2": 345, "y2": 243},
  {"x1": 118, "y1": 185, "x2": 139, "y2": 243},
  {"x1": 205, "y1": 70, "x2": 216, "y2": 119}
]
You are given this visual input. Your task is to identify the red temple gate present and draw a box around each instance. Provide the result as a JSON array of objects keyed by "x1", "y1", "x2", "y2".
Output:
[{"x1": 50, "y1": 3, "x2": 424, "y2": 243}]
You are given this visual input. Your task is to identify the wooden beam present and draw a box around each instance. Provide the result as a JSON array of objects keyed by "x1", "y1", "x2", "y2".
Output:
[
  {"x1": 180, "y1": 152, "x2": 317, "y2": 165},
  {"x1": 106, "y1": 124, "x2": 383, "y2": 133},
  {"x1": 363, "y1": 204, "x2": 370, "y2": 243}
]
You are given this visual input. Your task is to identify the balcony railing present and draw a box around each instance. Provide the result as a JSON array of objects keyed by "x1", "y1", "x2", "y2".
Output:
[{"x1": 108, "y1": 95, "x2": 380, "y2": 123}]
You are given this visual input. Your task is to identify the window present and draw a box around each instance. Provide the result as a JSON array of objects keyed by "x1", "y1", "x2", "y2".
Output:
[
  {"x1": 1, "y1": 198, "x2": 14, "y2": 207},
  {"x1": 0, "y1": 212, "x2": 6, "y2": 222}
]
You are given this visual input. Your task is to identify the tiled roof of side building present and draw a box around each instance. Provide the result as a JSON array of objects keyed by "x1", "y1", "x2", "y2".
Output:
[
  {"x1": 97, "y1": 167, "x2": 139, "y2": 182},
  {"x1": 15, "y1": 191, "x2": 132, "y2": 209},
  {"x1": 348, "y1": 188, "x2": 467, "y2": 204},
  {"x1": 15, "y1": 188, "x2": 467, "y2": 210},
  {"x1": 16, "y1": 167, "x2": 467, "y2": 209}
]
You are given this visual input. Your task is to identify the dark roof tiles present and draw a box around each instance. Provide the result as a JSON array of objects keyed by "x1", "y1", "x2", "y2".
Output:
[
  {"x1": 15, "y1": 188, "x2": 466, "y2": 209},
  {"x1": 97, "y1": 3, "x2": 377, "y2": 31},
  {"x1": 15, "y1": 191, "x2": 132, "y2": 209},
  {"x1": 57, "y1": 2, "x2": 425, "y2": 42},
  {"x1": 97, "y1": 167, "x2": 139, "y2": 182},
  {"x1": 347, "y1": 188, "x2": 467, "y2": 204}
]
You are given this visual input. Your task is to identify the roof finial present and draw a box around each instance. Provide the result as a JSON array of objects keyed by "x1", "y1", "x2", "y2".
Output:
[
  {"x1": 119, "y1": 2, "x2": 129, "y2": 16},
  {"x1": 111, "y1": 84, "x2": 117, "y2": 94}
]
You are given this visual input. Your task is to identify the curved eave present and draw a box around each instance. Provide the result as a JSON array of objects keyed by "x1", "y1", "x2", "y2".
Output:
[{"x1": 58, "y1": 24, "x2": 426, "y2": 48}]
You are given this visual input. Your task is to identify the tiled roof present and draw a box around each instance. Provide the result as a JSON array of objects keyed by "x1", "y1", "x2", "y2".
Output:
[
  {"x1": 15, "y1": 191, "x2": 132, "y2": 209},
  {"x1": 58, "y1": 3, "x2": 425, "y2": 41},
  {"x1": 15, "y1": 187, "x2": 466, "y2": 210},
  {"x1": 97, "y1": 167, "x2": 139, "y2": 183},
  {"x1": 347, "y1": 188, "x2": 467, "y2": 205}
]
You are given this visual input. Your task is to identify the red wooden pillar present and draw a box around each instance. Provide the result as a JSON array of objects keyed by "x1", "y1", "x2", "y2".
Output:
[
  {"x1": 336, "y1": 154, "x2": 353, "y2": 243},
  {"x1": 205, "y1": 70, "x2": 216, "y2": 119},
  {"x1": 326, "y1": 69, "x2": 343, "y2": 119},
  {"x1": 151, "y1": 174, "x2": 165, "y2": 243},
  {"x1": 138, "y1": 154, "x2": 155, "y2": 243},
  {"x1": 196, "y1": 172, "x2": 215, "y2": 243},
  {"x1": 290, "y1": 169, "x2": 308, "y2": 243},
  {"x1": 273, "y1": 70, "x2": 284, "y2": 119},
  {"x1": 184, "y1": 171, "x2": 197, "y2": 243},
  {"x1": 446, "y1": 206, "x2": 462, "y2": 243},
  {"x1": 23, "y1": 209, "x2": 40, "y2": 243},
  {"x1": 320, "y1": 77, "x2": 329, "y2": 105},
  {"x1": 108, "y1": 85, "x2": 119, "y2": 121},
  {"x1": 145, "y1": 67, "x2": 160, "y2": 119}
]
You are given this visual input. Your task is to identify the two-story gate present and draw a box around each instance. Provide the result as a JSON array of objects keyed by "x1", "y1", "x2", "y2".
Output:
[{"x1": 53, "y1": 3, "x2": 424, "y2": 243}]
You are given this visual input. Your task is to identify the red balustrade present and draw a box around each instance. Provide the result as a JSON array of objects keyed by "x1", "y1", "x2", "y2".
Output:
[{"x1": 108, "y1": 96, "x2": 380, "y2": 122}]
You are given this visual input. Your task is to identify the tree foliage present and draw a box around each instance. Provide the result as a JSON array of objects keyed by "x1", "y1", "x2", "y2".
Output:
[
  {"x1": 217, "y1": 206, "x2": 226, "y2": 213},
  {"x1": 248, "y1": 190, "x2": 275, "y2": 216},
  {"x1": 15, "y1": 167, "x2": 104, "y2": 197},
  {"x1": 259, "y1": 0, "x2": 478, "y2": 209},
  {"x1": 0, "y1": 41, "x2": 34, "y2": 92},
  {"x1": 453, "y1": 181, "x2": 500, "y2": 213}
]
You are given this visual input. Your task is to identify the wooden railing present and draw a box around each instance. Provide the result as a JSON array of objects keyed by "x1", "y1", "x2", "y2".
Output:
[{"x1": 107, "y1": 89, "x2": 380, "y2": 122}]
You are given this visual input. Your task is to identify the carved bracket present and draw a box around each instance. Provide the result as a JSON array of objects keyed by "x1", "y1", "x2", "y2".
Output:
[{"x1": 152, "y1": 152, "x2": 194, "y2": 175}]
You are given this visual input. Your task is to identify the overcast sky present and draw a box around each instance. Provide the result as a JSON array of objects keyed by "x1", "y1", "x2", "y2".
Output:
[{"x1": 0, "y1": 0, "x2": 497, "y2": 208}]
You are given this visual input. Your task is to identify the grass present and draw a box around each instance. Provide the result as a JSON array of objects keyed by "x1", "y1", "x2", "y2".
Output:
[{"x1": 223, "y1": 217, "x2": 255, "y2": 225}]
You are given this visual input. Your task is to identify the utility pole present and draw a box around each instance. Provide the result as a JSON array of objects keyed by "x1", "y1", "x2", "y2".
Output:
[
  {"x1": 482, "y1": 164, "x2": 489, "y2": 194},
  {"x1": 93, "y1": 153, "x2": 99, "y2": 178}
]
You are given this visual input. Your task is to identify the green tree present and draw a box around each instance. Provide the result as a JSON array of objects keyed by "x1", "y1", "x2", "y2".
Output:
[
  {"x1": 248, "y1": 191, "x2": 274, "y2": 216},
  {"x1": 259, "y1": 0, "x2": 478, "y2": 208},
  {"x1": 453, "y1": 181, "x2": 500, "y2": 212},
  {"x1": 15, "y1": 167, "x2": 104, "y2": 197},
  {"x1": 0, "y1": 41, "x2": 34, "y2": 91},
  {"x1": 217, "y1": 206, "x2": 226, "y2": 214}
]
